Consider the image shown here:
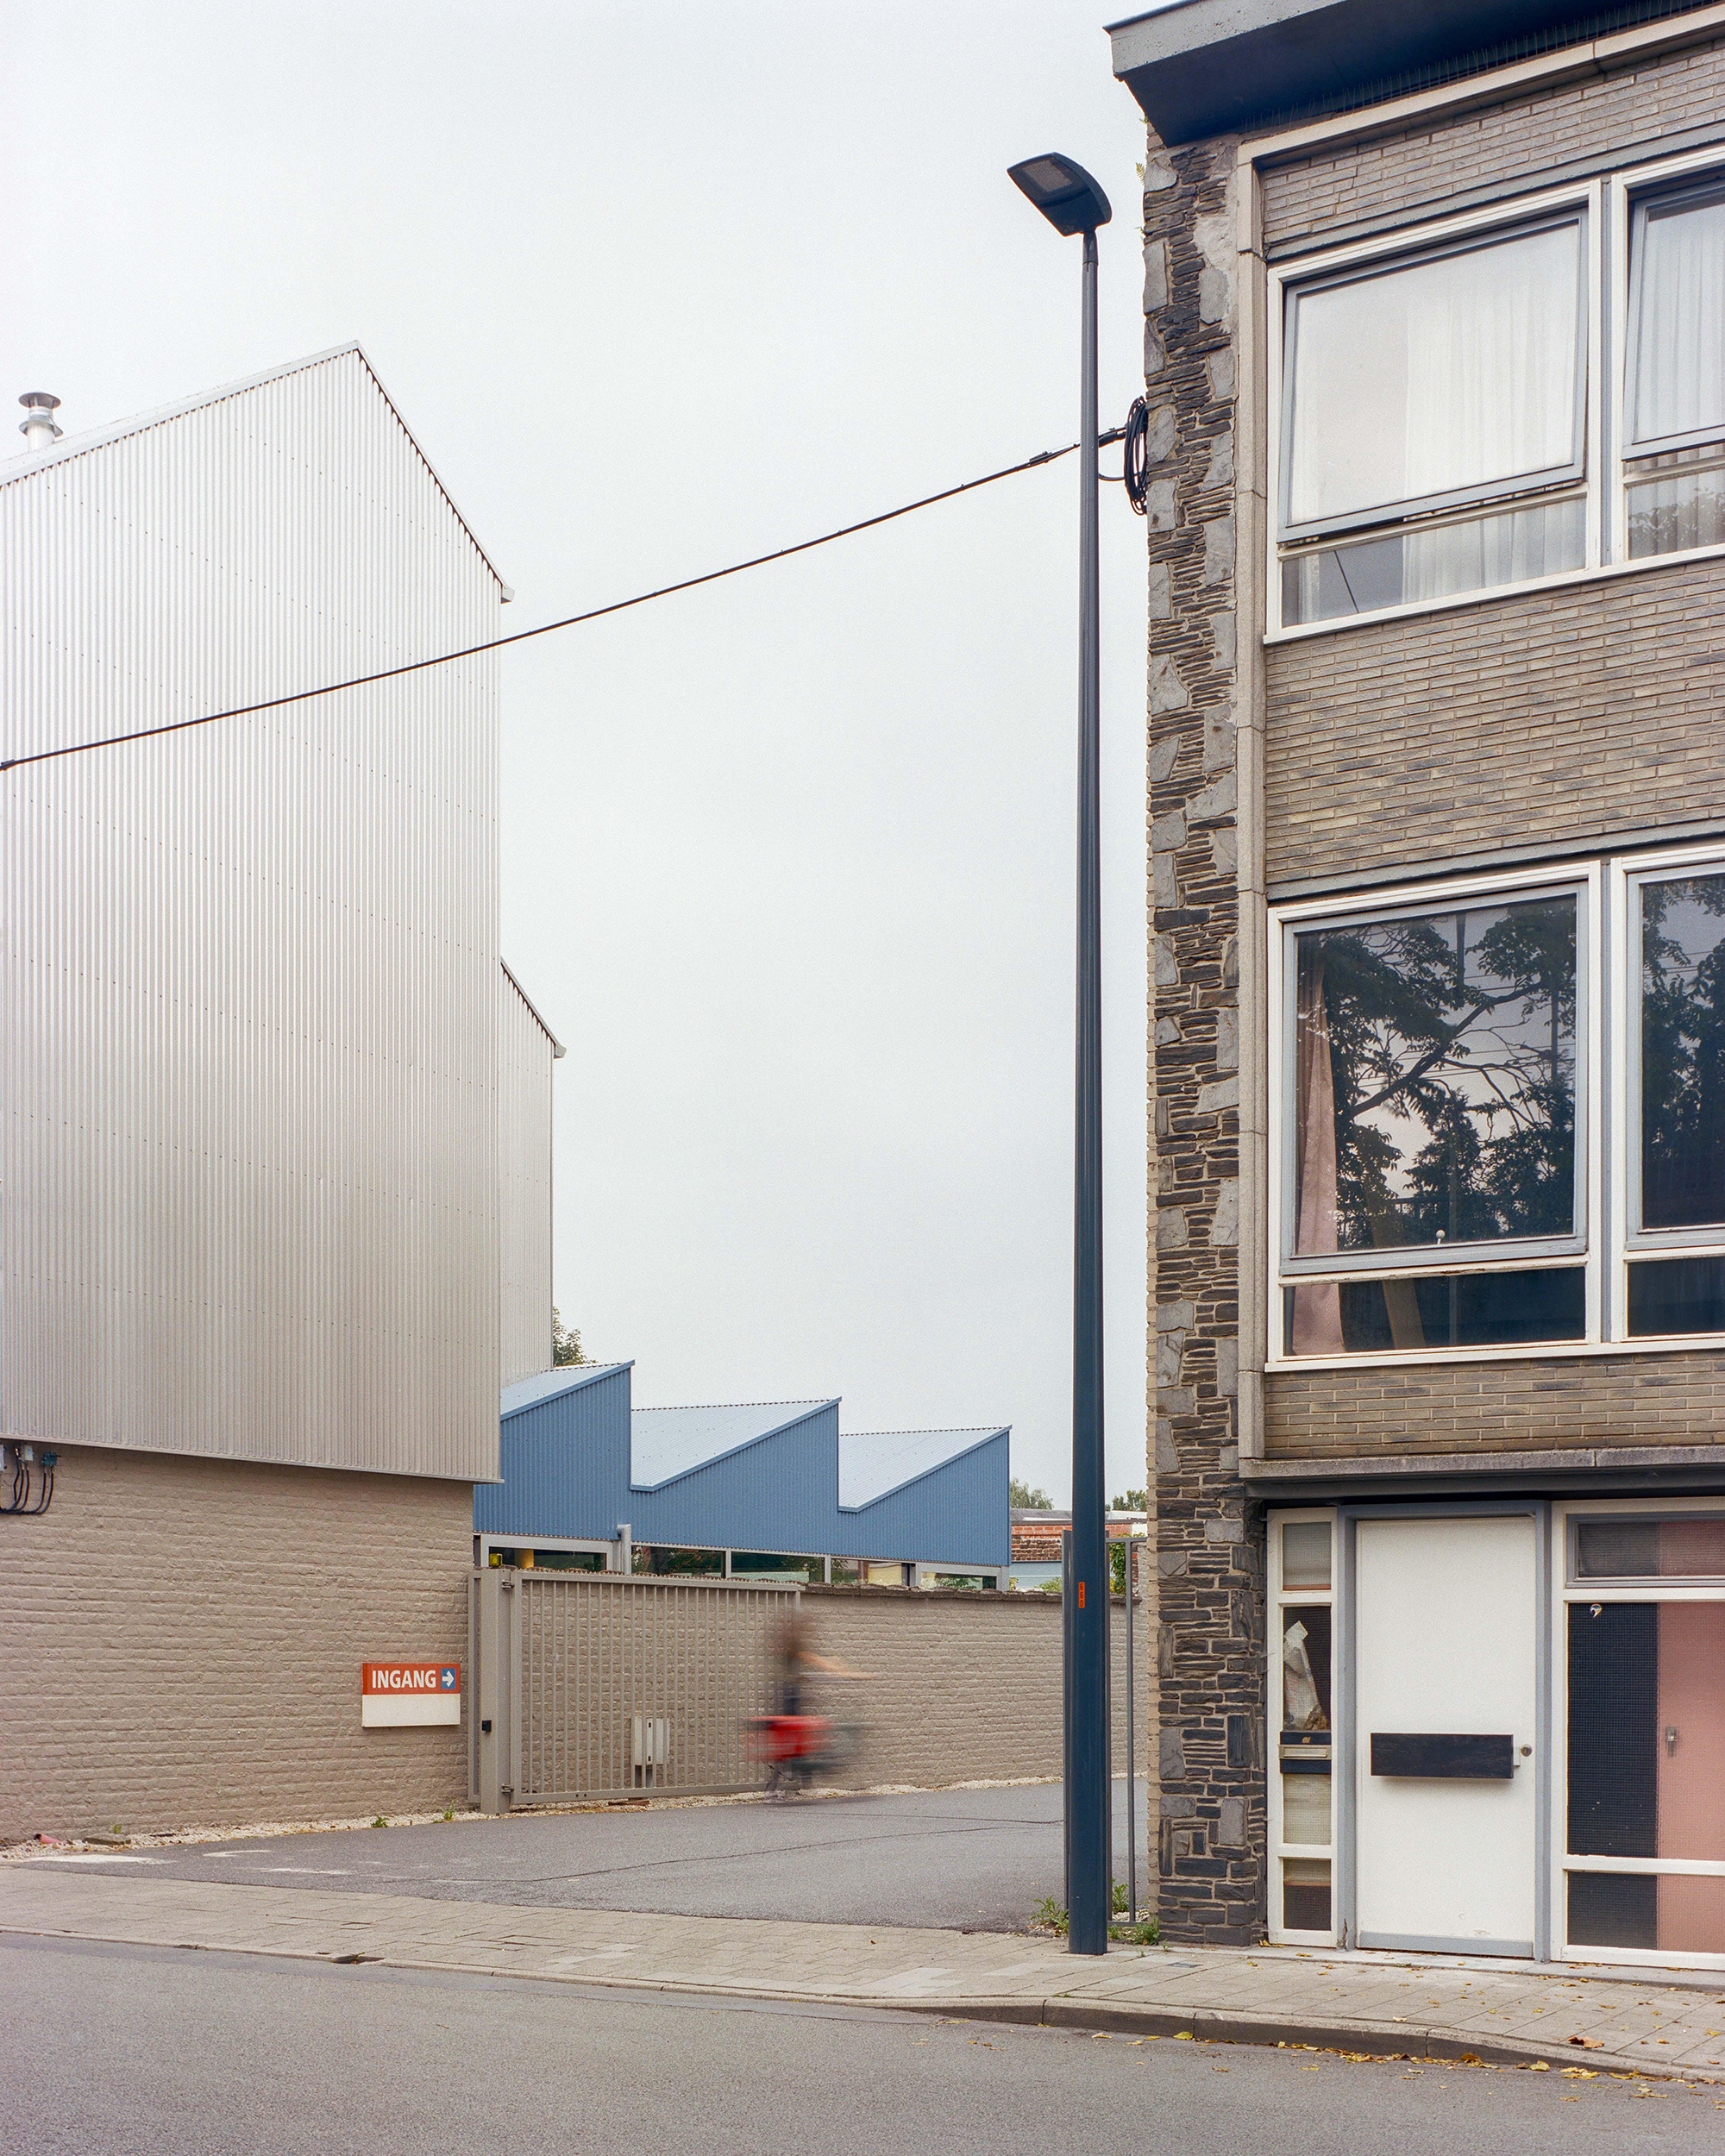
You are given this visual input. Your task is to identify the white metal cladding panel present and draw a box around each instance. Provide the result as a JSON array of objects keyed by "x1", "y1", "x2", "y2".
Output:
[
  {"x1": 499, "y1": 968, "x2": 555, "y2": 1387},
  {"x1": 1, "y1": 348, "x2": 503, "y2": 1480}
]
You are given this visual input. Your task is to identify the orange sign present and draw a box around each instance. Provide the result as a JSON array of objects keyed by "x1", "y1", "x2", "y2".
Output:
[
  {"x1": 361, "y1": 1662, "x2": 461, "y2": 1727},
  {"x1": 363, "y1": 1662, "x2": 460, "y2": 1695}
]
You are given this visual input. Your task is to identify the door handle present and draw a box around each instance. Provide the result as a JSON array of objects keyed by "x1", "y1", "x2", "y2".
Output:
[{"x1": 1665, "y1": 1726, "x2": 1679, "y2": 1757}]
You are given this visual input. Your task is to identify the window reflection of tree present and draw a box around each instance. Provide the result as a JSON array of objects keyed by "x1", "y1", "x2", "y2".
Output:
[
  {"x1": 1642, "y1": 876, "x2": 1725, "y2": 1232},
  {"x1": 1296, "y1": 896, "x2": 1577, "y2": 1256}
]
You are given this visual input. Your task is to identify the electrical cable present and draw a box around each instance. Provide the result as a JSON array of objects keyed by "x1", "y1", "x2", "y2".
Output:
[{"x1": 2, "y1": 424, "x2": 1129, "y2": 776}]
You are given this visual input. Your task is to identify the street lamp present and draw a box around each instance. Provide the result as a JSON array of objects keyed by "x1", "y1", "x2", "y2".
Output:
[{"x1": 1007, "y1": 151, "x2": 1112, "y2": 1959}]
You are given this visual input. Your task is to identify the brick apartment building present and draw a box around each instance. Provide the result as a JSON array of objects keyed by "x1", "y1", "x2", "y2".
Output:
[{"x1": 1110, "y1": 0, "x2": 1725, "y2": 1969}]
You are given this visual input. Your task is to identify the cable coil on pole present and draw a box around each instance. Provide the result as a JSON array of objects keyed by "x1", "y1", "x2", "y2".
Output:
[{"x1": 1122, "y1": 397, "x2": 1151, "y2": 516}]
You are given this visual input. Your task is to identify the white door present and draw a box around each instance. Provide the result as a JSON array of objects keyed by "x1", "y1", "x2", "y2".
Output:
[{"x1": 1354, "y1": 1514, "x2": 1538, "y2": 1954}]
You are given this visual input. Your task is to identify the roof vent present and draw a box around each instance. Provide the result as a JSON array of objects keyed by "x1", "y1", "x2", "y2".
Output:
[{"x1": 18, "y1": 392, "x2": 62, "y2": 451}]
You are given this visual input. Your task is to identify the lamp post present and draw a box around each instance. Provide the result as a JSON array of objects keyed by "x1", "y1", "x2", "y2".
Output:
[{"x1": 1007, "y1": 152, "x2": 1112, "y2": 1959}]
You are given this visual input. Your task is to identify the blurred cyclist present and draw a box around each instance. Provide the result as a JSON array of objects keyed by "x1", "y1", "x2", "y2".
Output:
[{"x1": 775, "y1": 1610, "x2": 872, "y2": 1718}]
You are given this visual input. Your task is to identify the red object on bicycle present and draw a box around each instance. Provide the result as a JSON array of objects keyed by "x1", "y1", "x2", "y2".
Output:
[{"x1": 746, "y1": 1713, "x2": 832, "y2": 1763}]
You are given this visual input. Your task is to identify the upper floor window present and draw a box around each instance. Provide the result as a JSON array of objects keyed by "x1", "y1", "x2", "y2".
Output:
[
  {"x1": 1273, "y1": 845, "x2": 1725, "y2": 1363},
  {"x1": 1624, "y1": 179, "x2": 1725, "y2": 561},
  {"x1": 1269, "y1": 152, "x2": 1725, "y2": 633}
]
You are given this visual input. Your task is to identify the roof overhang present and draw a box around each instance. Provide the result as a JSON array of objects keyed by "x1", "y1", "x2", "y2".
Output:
[{"x1": 1106, "y1": 0, "x2": 1702, "y2": 145}]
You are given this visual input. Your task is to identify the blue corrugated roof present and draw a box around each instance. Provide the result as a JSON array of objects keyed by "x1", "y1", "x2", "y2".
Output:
[
  {"x1": 501, "y1": 1361, "x2": 631, "y2": 1421},
  {"x1": 840, "y1": 1427, "x2": 1009, "y2": 1509},
  {"x1": 630, "y1": 1400, "x2": 837, "y2": 1489}
]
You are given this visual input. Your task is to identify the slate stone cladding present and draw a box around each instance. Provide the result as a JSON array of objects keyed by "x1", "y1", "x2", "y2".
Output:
[
  {"x1": 1267, "y1": 1353, "x2": 1725, "y2": 1456},
  {"x1": 1263, "y1": 558, "x2": 1725, "y2": 891},
  {"x1": 1259, "y1": 30, "x2": 1725, "y2": 253},
  {"x1": 1144, "y1": 136, "x2": 1264, "y2": 1946}
]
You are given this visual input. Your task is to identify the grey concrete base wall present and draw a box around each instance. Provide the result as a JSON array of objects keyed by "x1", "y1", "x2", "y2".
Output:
[
  {"x1": 1264, "y1": 558, "x2": 1725, "y2": 890},
  {"x1": 795, "y1": 1587, "x2": 1152, "y2": 1814},
  {"x1": 1267, "y1": 1351, "x2": 1725, "y2": 1456},
  {"x1": 3, "y1": 1444, "x2": 472, "y2": 1841},
  {"x1": 1259, "y1": 29, "x2": 1725, "y2": 252}
]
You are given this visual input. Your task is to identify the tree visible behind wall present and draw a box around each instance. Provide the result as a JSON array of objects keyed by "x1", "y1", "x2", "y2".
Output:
[
  {"x1": 1111, "y1": 1489, "x2": 1148, "y2": 1511},
  {"x1": 552, "y1": 1308, "x2": 589, "y2": 1367},
  {"x1": 1010, "y1": 1476, "x2": 1052, "y2": 1509}
]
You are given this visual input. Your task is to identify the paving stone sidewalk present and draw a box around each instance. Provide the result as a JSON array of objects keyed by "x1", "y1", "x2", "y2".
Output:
[{"x1": 4, "y1": 1865, "x2": 1724, "y2": 2083}]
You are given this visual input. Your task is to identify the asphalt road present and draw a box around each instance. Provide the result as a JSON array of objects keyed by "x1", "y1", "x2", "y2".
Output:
[
  {"x1": 10, "y1": 1934, "x2": 1718, "y2": 2156},
  {"x1": 43, "y1": 1783, "x2": 1145, "y2": 1933}
]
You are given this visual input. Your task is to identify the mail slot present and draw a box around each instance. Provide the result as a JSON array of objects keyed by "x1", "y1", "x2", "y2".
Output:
[
  {"x1": 1370, "y1": 1732, "x2": 1514, "y2": 1780},
  {"x1": 1280, "y1": 1728, "x2": 1332, "y2": 1776}
]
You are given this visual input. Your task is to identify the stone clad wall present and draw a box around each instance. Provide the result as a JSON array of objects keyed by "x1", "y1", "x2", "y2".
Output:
[{"x1": 1142, "y1": 137, "x2": 1264, "y2": 1946}]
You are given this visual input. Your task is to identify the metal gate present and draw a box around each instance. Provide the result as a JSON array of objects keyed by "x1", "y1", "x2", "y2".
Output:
[{"x1": 468, "y1": 1569, "x2": 798, "y2": 1811}]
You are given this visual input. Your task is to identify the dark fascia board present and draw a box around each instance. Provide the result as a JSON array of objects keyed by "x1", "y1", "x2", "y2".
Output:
[{"x1": 1107, "y1": 0, "x2": 1648, "y2": 144}]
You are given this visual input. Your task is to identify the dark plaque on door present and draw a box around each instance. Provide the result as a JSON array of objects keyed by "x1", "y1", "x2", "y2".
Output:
[{"x1": 1370, "y1": 1733, "x2": 1515, "y2": 1780}]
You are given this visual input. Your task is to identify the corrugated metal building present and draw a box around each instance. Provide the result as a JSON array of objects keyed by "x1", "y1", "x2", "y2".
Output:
[
  {"x1": 477, "y1": 1363, "x2": 1011, "y2": 1581},
  {"x1": 1, "y1": 349, "x2": 559, "y2": 1837}
]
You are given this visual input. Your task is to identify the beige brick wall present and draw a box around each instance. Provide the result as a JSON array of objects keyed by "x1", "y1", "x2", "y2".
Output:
[
  {"x1": 797, "y1": 1587, "x2": 1152, "y2": 1802},
  {"x1": 1259, "y1": 32, "x2": 1725, "y2": 251},
  {"x1": 1263, "y1": 557, "x2": 1725, "y2": 889},
  {"x1": 1266, "y1": 1351, "x2": 1725, "y2": 1456},
  {"x1": 3, "y1": 1445, "x2": 472, "y2": 1840}
]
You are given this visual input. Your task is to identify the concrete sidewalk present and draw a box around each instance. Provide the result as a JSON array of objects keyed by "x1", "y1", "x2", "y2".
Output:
[{"x1": 4, "y1": 1865, "x2": 1724, "y2": 2083}]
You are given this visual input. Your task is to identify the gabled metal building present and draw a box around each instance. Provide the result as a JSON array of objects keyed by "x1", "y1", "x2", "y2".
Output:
[{"x1": 477, "y1": 1363, "x2": 1011, "y2": 1580}]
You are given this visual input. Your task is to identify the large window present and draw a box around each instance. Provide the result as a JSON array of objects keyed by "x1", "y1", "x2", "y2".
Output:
[
  {"x1": 1628, "y1": 865, "x2": 1725, "y2": 1332},
  {"x1": 1274, "y1": 847, "x2": 1725, "y2": 1363},
  {"x1": 1270, "y1": 151, "x2": 1725, "y2": 632}
]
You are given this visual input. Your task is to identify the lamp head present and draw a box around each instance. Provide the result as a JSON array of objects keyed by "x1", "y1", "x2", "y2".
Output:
[{"x1": 1007, "y1": 154, "x2": 1112, "y2": 238}]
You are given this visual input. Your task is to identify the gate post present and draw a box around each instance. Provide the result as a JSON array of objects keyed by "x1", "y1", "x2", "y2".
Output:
[{"x1": 477, "y1": 1568, "x2": 515, "y2": 1815}]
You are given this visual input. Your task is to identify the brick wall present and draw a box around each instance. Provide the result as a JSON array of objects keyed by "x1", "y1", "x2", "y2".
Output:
[
  {"x1": 1263, "y1": 558, "x2": 1725, "y2": 889},
  {"x1": 1266, "y1": 1352, "x2": 1725, "y2": 1455},
  {"x1": 799, "y1": 1586, "x2": 1151, "y2": 1809},
  {"x1": 1260, "y1": 31, "x2": 1725, "y2": 252},
  {"x1": 3, "y1": 1444, "x2": 471, "y2": 1840},
  {"x1": 1142, "y1": 132, "x2": 1267, "y2": 1946}
]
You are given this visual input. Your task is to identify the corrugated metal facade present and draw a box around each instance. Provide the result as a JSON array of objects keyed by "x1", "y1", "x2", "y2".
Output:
[
  {"x1": 478, "y1": 1365, "x2": 1010, "y2": 1566},
  {"x1": 2, "y1": 347, "x2": 505, "y2": 1481},
  {"x1": 498, "y1": 965, "x2": 557, "y2": 1386}
]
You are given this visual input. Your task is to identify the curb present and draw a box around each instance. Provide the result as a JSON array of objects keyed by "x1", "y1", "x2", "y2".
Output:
[
  {"x1": 936, "y1": 1994, "x2": 1717, "y2": 2082},
  {"x1": 4, "y1": 1917, "x2": 1716, "y2": 2086}
]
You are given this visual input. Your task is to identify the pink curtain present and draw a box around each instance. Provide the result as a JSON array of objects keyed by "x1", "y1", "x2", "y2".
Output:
[{"x1": 1292, "y1": 951, "x2": 1345, "y2": 1354}]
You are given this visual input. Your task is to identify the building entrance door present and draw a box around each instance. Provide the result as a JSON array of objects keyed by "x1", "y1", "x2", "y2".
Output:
[{"x1": 1354, "y1": 1513, "x2": 1538, "y2": 1955}]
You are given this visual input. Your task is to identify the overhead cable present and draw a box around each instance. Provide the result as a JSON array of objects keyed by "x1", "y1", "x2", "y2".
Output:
[{"x1": 3, "y1": 424, "x2": 1126, "y2": 774}]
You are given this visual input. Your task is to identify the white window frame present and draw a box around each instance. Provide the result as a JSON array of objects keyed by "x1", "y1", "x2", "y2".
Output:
[
  {"x1": 1267, "y1": 1509, "x2": 1338, "y2": 1946},
  {"x1": 1267, "y1": 859, "x2": 1606, "y2": 1368},
  {"x1": 1609, "y1": 146, "x2": 1725, "y2": 575},
  {"x1": 1552, "y1": 1496, "x2": 1725, "y2": 1971},
  {"x1": 1265, "y1": 181, "x2": 1603, "y2": 641}
]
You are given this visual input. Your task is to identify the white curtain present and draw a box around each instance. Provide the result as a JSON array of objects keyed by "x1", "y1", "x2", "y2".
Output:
[
  {"x1": 1289, "y1": 222, "x2": 1579, "y2": 528},
  {"x1": 1631, "y1": 193, "x2": 1725, "y2": 448}
]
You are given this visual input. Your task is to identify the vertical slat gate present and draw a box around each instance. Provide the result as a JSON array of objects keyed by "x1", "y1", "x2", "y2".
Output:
[{"x1": 497, "y1": 1572, "x2": 800, "y2": 1806}]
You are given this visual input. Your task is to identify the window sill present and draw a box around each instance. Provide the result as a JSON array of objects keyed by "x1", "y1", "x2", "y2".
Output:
[
  {"x1": 1263, "y1": 537, "x2": 1725, "y2": 646},
  {"x1": 1267, "y1": 1332, "x2": 1725, "y2": 1375}
]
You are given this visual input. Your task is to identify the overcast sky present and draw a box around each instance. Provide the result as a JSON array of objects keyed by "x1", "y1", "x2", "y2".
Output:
[{"x1": 7, "y1": 1, "x2": 1151, "y2": 1507}]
